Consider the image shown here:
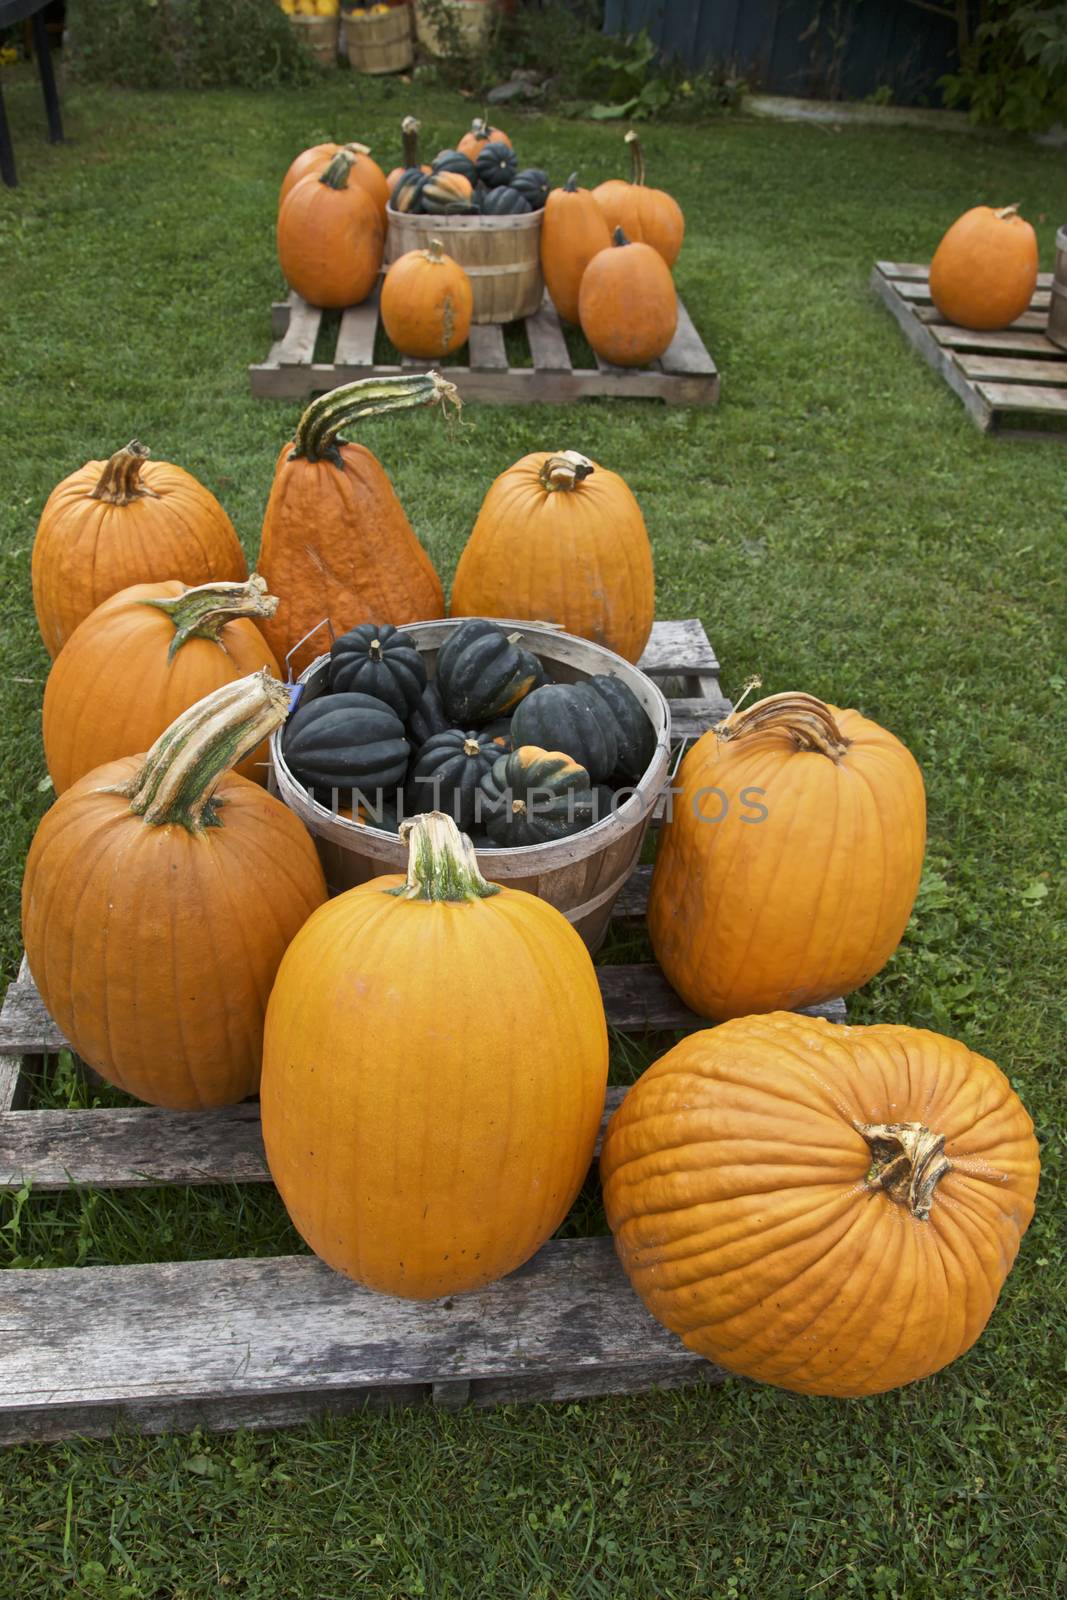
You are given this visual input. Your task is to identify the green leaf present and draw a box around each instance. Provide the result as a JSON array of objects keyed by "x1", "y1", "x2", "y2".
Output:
[{"x1": 588, "y1": 99, "x2": 638, "y2": 120}]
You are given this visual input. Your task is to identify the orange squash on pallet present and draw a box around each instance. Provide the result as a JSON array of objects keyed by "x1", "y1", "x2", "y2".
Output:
[
  {"x1": 277, "y1": 149, "x2": 385, "y2": 310},
  {"x1": 593, "y1": 131, "x2": 684, "y2": 267},
  {"x1": 929, "y1": 202, "x2": 1038, "y2": 331},
  {"x1": 380, "y1": 239, "x2": 473, "y2": 358},
  {"x1": 280, "y1": 140, "x2": 388, "y2": 217},
  {"x1": 540, "y1": 172, "x2": 611, "y2": 325},
  {"x1": 579, "y1": 227, "x2": 677, "y2": 367}
]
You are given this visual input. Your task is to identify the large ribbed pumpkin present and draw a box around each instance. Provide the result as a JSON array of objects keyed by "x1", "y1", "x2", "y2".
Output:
[
  {"x1": 380, "y1": 239, "x2": 473, "y2": 358},
  {"x1": 279, "y1": 140, "x2": 388, "y2": 217},
  {"x1": 260, "y1": 811, "x2": 609, "y2": 1298},
  {"x1": 593, "y1": 131, "x2": 684, "y2": 267},
  {"x1": 32, "y1": 441, "x2": 247, "y2": 659},
  {"x1": 22, "y1": 674, "x2": 327, "y2": 1110},
  {"x1": 257, "y1": 373, "x2": 455, "y2": 676},
  {"x1": 540, "y1": 172, "x2": 611, "y2": 325},
  {"x1": 42, "y1": 576, "x2": 281, "y2": 794},
  {"x1": 450, "y1": 450, "x2": 655, "y2": 663},
  {"x1": 579, "y1": 228, "x2": 677, "y2": 368},
  {"x1": 601, "y1": 1012, "x2": 1040, "y2": 1397},
  {"x1": 928, "y1": 203, "x2": 1039, "y2": 331},
  {"x1": 277, "y1": 150, "x2": 385, "y2": 310},
  {"x1": 649, "y1": 692, "x2": 926, "y2": 1019}
]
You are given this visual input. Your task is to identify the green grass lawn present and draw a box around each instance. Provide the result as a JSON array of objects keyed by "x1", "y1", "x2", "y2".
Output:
[{"x1": 1, "y1": 67, "x2": 1065, "y2": 1599}]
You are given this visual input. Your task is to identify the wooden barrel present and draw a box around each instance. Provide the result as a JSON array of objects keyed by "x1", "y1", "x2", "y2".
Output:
[
  {"x1": 385, "y1": 207, "x2": 543, "y2": 323},
  {"x1": 270, "y1": 619, "x2": 672, "y2": 954},
  {"x1": 346, "y1": 7, "x2": 413, "y2": 74},
  {"x1": 289, "y1": 14, "x2": 339, "y2": 68},
  {"x1": 1048, "y1": 225, "x2": 1067, "y2": 351},
  {"x1": 414, "y1": 0, "x2": 493, "y2": 55}
]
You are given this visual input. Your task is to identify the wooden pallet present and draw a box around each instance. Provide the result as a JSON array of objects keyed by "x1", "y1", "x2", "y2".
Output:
[
  {"x1": 0, "y1": 621, "x2": 843, "y2": 1444},
  {"x1": 871, "y1": 260, "x2": 1067, "y2": 437},
  {"x1": 249, "y1": 286, "x2": 720, "y2": 405}
]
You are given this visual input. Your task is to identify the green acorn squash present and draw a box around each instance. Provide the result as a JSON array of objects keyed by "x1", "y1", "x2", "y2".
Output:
[
  {"x1": 430, "y1": 149, "x2": 478, "y2": 183},
  {"x1": 510, "y1": 168, "x2": 550, "y2": 210},
  {"x1": 329, "y1": 622, "x2": 426, "y2": 718},
  {"x1": 409, "y1": 728, "x2": 500, "y2": 830},
  {"x1": 586, "y1": 674, "x2": 656, "y2": 781},
  {"x1": 283, "y1": 692, "x2": 409, "y2": 801},
  {"x1": 391, "y1": 169, "x2": 426, "y2": 214},
  {"x1": 480, "y1": 186, "x2": 532, "y2": 216},
  {"x1": 408, "y1": 678, "x2": 450, "y2": 748},
  {"x1": 479, "y1": 746, "x2": 594, "y2": 847},
  {"x1": 475, "y1": 141, "x2": 518, "y2": 189},
  {"x1": 510, "y1": 682, "x2": 618, "y2": 784},
  {"x1": 435, "y1": 619, "x2": 544, "y2": 727}
]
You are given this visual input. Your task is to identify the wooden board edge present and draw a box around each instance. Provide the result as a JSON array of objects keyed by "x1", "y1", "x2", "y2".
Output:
[{"x1": 869, "y1": 267, "x2": 993, "y2": 432}]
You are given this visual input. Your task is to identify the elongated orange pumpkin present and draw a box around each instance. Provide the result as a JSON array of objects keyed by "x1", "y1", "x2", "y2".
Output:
[
  {"x1": 257, "y1": 373, "x2": 455, "y2": 676},
  {"x1": 43, "y1": 576, "x2": 281, "y2": 794},
  {"x1": 649, "y1": 692, "x2": 926, "y2": 1019},
  {"x1": 601, "y1": 1012, "x2": 1040, "y2": 1397},
  {"x1": 579, "y1": 228, "x2": 677, "y2": 367},
  {"x1": 593, "y1": 130, "x2": 684, "y2": 267},
  {"x1": 280, "y1": 140, "x2": 388, "y2": 217},
  {"x1": 32, "y1": 441, "x2": 247, "y2": 659},
  {"x1": 540, "y1": 172, "x2": 611, "y2": 325},
  {"x1": 451, "y1": 450, "x2": 655, "y2": 663},
  {"x1": 261, "y1": 811, "x2": 609, "y2": 1298},
  {"x1": 381, "y1": 239, "x2": 473, "y2": 358},
  {"x1": 22, "y1": 673, "x2": 327, "y2": 1110},
  {"x1": 929, "y1": 202, "x2": 1038, "y2": 331},
  {"x1": 277, "y1": 150, "x2": 385, "y2": 310}
]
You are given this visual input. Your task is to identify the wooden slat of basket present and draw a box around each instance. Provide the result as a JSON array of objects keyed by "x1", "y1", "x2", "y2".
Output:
[{"x1": 0, "y1": 1236, "x2": 718, "y2": 1445}]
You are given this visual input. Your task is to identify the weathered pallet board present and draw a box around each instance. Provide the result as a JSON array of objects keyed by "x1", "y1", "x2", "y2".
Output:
[
  {"x1": 250, "y1": 286, "x2": 720, "y2": 407},
  {"x1": 0, "y1": 618, "x2": 845, "y2": 1441},
  {"x1": 870, "y1": 260, "x2": 1067, "y2": 437}
]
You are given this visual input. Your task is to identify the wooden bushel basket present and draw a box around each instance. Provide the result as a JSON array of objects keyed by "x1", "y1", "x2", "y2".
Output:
[
  {"x1": 289, "y1": 14, "x2": 339, "y2": 67},
  {"x1": 1048, "y1": 225, "x2": 1067, "y2": 351},
  {"x1": 346, "y1": 6, "x2": 413, "y2": 74},
  {"x1": 384, "y1": 207, "x2": 544, "y2": 324},
  {"x1": 270, "y1": 619, "x2": 672, "y2": 953}
]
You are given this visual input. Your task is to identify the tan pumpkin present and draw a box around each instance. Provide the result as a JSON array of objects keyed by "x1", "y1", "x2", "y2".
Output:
[
  {"x1": 32, "y1": 441, "x2": 247, "y2": 660},
  {"x1": 578, "y1": 227, "x2": 677, "y2": 367},
  {"x1": 261, "y1": 811, "x2": 609, "y2": 1298},
  {"x1": 601, "y1": 1012, "x2": 1040, "y2": 1396},
  {"x1": 648, "y1": 692, "x2": 926, "y2": 1019},
  {"x1": 540, "y1": 172, "x2": 611, "y2": 325},
  {"x1": 380, "y1": 239, "x2": 473, "y2": 358},
  {"x1": 277, "y1": 150, "x2": 385, "y2": 310},
  {"x1": 257, "y1": 372, "x2": 456, "y2": 676},
  {"x1": 451, "y1": 450, "x2": 655, "y2": 663},
  {"x1": 43, "y1": 576, "x2": 281, "y2": 794},
  {"x1": 279, "y1": 140, "x2": 388, "y2": 217},
  {"x1": 929, "y1": 203, "x2": 1039, "y2": 331},
  {"x1": 593, "y1": 130, "x2": 684, "y2": 267},
  {"x1": 22, "y1": 673, "x2": 327, "y2": 1110}
]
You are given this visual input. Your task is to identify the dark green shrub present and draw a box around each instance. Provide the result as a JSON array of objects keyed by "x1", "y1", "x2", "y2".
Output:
[
  {"x1": 940, "y1": 0, "x2": 1067, "y2": 132},
  {"x1": 66, "y1": 0, "x2": 318, "y2": 90}
]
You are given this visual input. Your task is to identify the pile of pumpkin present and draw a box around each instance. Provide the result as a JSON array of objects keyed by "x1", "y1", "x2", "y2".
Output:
[
  {"x1": 277, "y1": 116, "x2": 686, "y2": 367},
  {"x1": 19, "y1": 371, "x2": 1039, "y2": 1400}
]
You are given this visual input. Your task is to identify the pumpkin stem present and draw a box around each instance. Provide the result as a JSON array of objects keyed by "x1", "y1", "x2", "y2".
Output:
[
  {"x1": 88, "y1": 441, "x2": 161, "y2": 505},
  {"x1": 612, "y1": 226, "x2": 632, "y2": 248},
  {"x1": 393, "y1": 811, "x2": 501, "y2": 902},
  {"x1": 462, "y1": 737, "x2": 481, "y2": 757},
  {"x1": 860, "y1": 1122, "x2": 950, "y2": 1221},
  {"x1": 400, "y1": 116, "x2": 421, "y2": 168},
  {"x1": 540, "y1": 451, "x2": 595, "y2": 492},
  {"x1": 563, "y1": 171, "x2": 580, "y2": 193},
  {"x1": 425, "y1": 237, "x2": 446, "y2": 263},
  {"x1": 470, "y1": 116, "x2": 489, "y2": 142},
  {"x1": 291, "y1": 372, "x2": 462, "y2": 466},
  {"x1": 625, "y1": 129, "x2": 646, "y2": 188},
  {"x1": 140, "y1": 574, "x2": 279, "y2": 663},
  {"x1": 994, "y1": 202, "x2": 1021, "y2": 220},
  {"x1": 715, "y1": 692, "x2": 851, "y2": 761},
  {"x1": 368, "y1": 636, "x2": 384, "y2": 662},
  {"x1": 319, "y1": 150, "x2": 355, "y2": 191},
  {"x1": 122, "y1": 670, "x2": 289, "y2": 832}
]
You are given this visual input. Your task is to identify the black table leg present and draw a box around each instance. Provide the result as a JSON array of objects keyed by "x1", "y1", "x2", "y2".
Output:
[
  {"x1": 31, "y1": 8, "x2": 63, "y2": 144},
  {"x1": 0, "y1": 80, "x2": 15, "y2": 187}
]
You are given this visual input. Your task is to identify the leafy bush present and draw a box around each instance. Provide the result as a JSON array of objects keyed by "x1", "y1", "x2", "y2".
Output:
[
  {"x1": 940, "y1": 0, "x2": 1067, "y2": 131},
  {"x1": 66, "y1": 0, "x2": 318, "y2": 90}
]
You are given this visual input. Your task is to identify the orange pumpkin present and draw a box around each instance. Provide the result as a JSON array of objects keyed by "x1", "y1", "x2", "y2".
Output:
[
  {"x1": 579, "y1": 227, "x2": 677, "y2": 367},
  {"x1": 260, "y1": 811, "x2": 609, "y2": 1298},
  {"x1": 279, "y1": 140, "x2": 388, "y2": 217},
  {"x1": 929, "y1": 203, "x2": 1039, "y2": 331},
  {"x1": 451, "y1": 450, "x2": 655, "y2": 663},
  {"x1": 380, "y1": 238, "x2": 473, "y2": 358},
  {"x1": 32, "y1": 441, "x2": 247, "y2": 660},
  {"x1": 386, "y1": 115, "x2": 430, "y2": 191},
  {"x1": 540, "y1": 172, "x2": 611, "y2": 325},
  {"x1": 43, "y1": 576, "x2": 281, "y2": 795},
  {"x1": 593, "y1": 130, "x2": 684, "y2": 267},
  {"x1": 649, "y1": 692, "x2": 926, "y2": 1019},
  {"x1": 22, "y1": 673, "x2": 327, "y2": 1110},
  {"x1": 601, "y1": 1012, "x2": 1040, "y2": 1396},
  {"x1": 256, "y1": 373, "x2": 457, "y2": 677},
  {"x1": 457, "y1": 116, "x2": 511, "y2": 158},
  {"x1": 277, "y1": 150, "x2": 385, "y2": 310}
]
